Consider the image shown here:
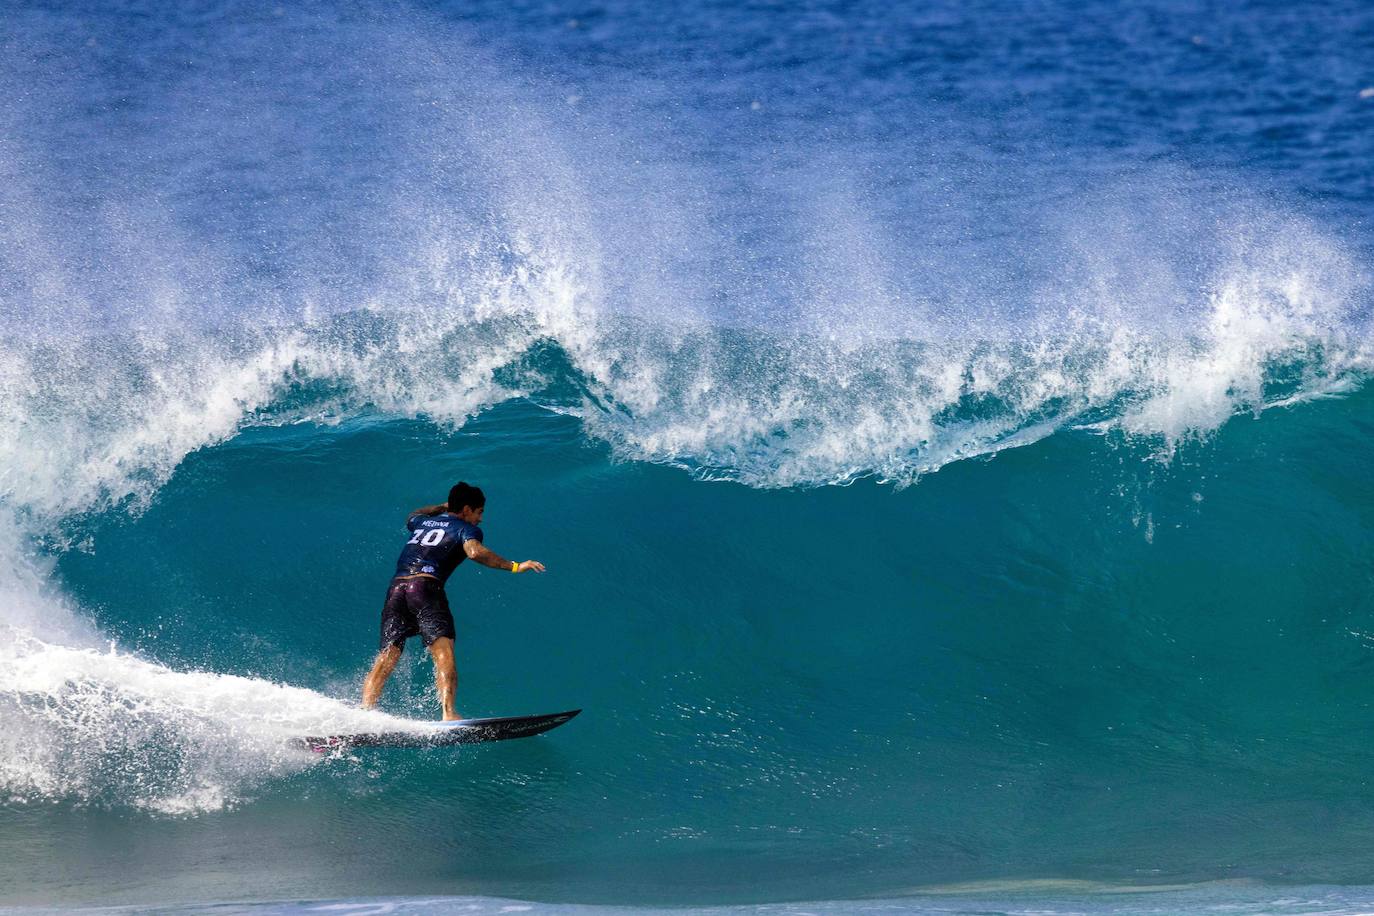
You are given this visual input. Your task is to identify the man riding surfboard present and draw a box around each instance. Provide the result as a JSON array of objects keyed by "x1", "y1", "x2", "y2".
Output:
[{"x1": 360, "y1": 481, "x2": 546, "y2": 720}]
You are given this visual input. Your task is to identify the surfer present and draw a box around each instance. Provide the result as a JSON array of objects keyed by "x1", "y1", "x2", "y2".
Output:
[{"x1": 361, "y1": 481, "x2": 546, "y2": 720}]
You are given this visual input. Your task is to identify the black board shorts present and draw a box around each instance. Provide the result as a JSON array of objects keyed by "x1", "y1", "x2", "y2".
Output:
[{"x1": 379, "y1": 575, "x2": 455, "y2": 651}]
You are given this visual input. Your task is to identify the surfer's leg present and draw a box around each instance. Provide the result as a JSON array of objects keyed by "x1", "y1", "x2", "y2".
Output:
[
  {"x1": 366, "y1": 579, "x2": 419, "y2": 708},
  {"x1": 361, "y1": 644, "x2": 402, "y2": 708},
  {"x1": 411, "y1": 578, "x2": 460, "y2": 719},
  {"x1": 427, "y1": 636, "x2": 460, "y2": 720}
]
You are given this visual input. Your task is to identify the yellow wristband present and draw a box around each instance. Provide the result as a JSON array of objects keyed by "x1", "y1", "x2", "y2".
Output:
[{"x1": 511, "y1": 561, "x2": 519, "y2": 573}]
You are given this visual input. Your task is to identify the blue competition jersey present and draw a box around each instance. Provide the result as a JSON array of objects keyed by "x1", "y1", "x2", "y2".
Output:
[{"x1": 393, "y1": 513, "x2": 483, "y2": 584}]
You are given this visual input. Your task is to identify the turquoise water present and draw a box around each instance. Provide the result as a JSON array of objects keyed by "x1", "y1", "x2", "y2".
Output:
[
  {"x1": 14, "y1": 884, "x2": 1374, "y2": 915},
  {"x1": 3, "y1": 0, "x2": 1374, "y2": 909}
]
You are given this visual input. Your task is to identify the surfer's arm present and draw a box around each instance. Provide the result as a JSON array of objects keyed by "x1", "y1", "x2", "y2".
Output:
[
  {"x1": 463, "y1": 539, "x2": 546, "y2": 573},
  {"x1": 409, "y1": 503, "x2": 448, "y2": 517}
]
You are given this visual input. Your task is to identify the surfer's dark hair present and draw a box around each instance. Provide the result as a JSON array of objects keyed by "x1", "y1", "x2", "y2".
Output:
[{"x1": 448, "y1": 481, "x2": 486, "y2": 511}]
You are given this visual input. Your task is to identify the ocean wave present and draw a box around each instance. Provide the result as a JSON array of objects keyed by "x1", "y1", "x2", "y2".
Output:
[{"x1": 0, "y1": 249, "x2": 1367, "y2": 529}]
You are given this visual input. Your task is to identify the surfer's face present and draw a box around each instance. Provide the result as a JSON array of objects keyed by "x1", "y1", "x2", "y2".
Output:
[{"x1": 456, "y1": 504, "x2": 484, "y2": 525}]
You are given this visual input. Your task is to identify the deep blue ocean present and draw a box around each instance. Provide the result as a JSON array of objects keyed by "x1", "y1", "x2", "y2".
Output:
[{"x1": 2, "y1": 0, "x2": 1374, "y2": 911}]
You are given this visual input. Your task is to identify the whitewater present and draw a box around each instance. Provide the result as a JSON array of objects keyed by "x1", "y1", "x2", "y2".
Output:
[{"x1": 3, "y1": 0, "x2": 1374, "y2": 909}]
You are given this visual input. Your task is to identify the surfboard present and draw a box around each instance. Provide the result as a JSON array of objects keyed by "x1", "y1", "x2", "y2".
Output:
[{"x1": 295, "y1": 709, "x2": 580, "y2": 752}]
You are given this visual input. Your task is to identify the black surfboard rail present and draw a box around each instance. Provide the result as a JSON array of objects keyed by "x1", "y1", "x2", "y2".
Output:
[{"x1": 295, "y1": 709, "x2": 581, "y2": 752}]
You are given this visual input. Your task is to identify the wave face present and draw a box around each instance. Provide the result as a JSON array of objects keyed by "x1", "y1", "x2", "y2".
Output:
[{"x1": 3, "y1": 0, "x2": 1374, "y2": 908}]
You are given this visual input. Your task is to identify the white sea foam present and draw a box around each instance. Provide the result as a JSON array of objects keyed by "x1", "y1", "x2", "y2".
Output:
[{"x1": 0, "y1": 629, "x2": 429, "y2": 814}]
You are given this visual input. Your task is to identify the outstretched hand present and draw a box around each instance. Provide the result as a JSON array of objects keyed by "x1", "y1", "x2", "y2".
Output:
[{"x1": 517, "y1": 560, "x2": 547, "y2": 573}]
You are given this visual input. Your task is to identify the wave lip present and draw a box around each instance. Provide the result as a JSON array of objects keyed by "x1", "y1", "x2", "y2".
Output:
[{"x1": 3, "y1": 261, "x2": 1368, "y2": 519}]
